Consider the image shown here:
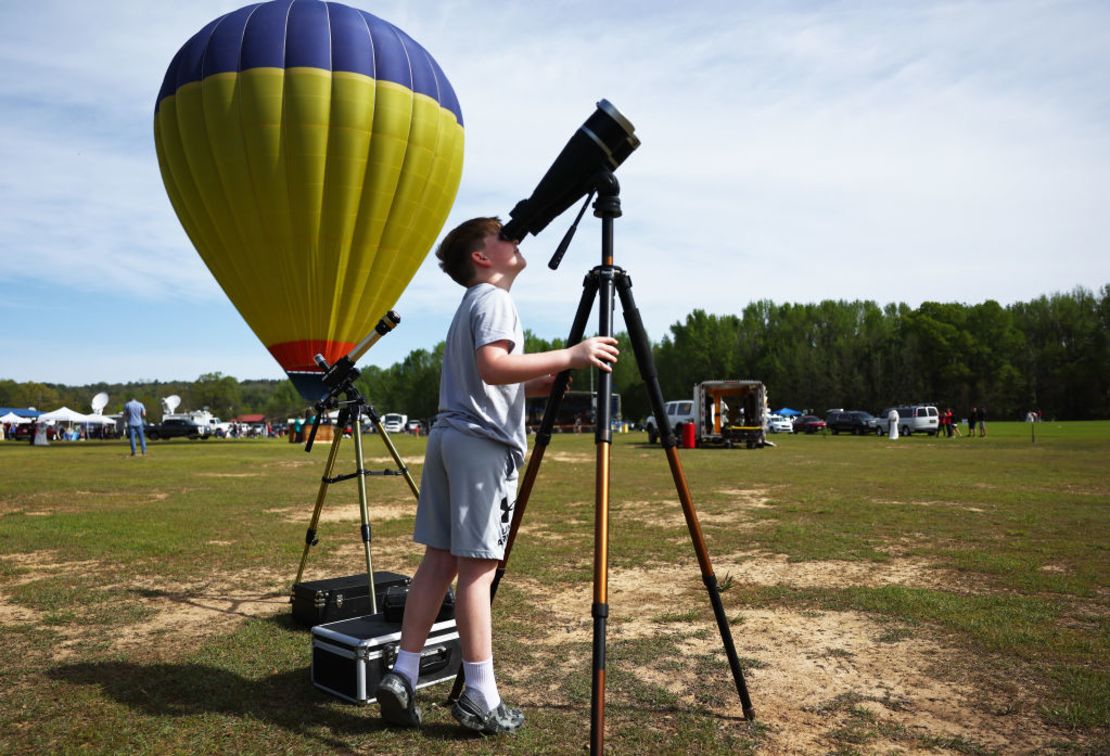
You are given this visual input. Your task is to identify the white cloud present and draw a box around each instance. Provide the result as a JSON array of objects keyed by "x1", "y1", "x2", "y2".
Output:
[{"x1": 0, "y1": 0, "x2": 1107, "y2": 383}]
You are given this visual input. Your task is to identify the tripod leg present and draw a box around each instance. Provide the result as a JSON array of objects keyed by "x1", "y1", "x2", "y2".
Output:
[
  {"x1": 590, "y1": 263, "x2": 617, "y2": 755},
  {"x1": 291, "y1": 431, "x2": 345, "y2": 590},
  {"x1": 446, "y1": 270, "x2": 601, "y2": 703},
  {"x1": 368, "y1": 413, "x2": 421, "y2": 500},
  {"x1": 616, "y1": 271, "x2": 757, "y2": 721},
  {"x1": 352, "y1": 420, "x2": 378, "y2": 610}
]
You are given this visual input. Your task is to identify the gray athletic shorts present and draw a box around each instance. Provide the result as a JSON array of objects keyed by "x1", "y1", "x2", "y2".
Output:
[{"x1": 413, "y1": 425, "x2": 518, "y2": 560}]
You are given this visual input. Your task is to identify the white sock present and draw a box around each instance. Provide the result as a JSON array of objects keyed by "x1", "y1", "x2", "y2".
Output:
[
  {"x1": 392, "y1": 649, "x2": 421, "y2": 689},
  {"x1": 463, "y1": 658, "x2": 500, "y2": 711}
]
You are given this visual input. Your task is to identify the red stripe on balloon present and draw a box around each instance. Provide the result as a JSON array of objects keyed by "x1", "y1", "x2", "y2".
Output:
[{"x1": 268, "y1": 340, "x2": 357, "y2": 373}]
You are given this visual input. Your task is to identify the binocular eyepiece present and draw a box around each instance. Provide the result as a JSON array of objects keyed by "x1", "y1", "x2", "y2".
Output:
[{"x1": 500, "y1": 99, "x2": 639, "y2": 242}]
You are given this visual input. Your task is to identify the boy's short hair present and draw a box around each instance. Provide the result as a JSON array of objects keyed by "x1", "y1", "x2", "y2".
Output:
[{"x1": 435, "y1": 216, "x2": 502, "y2": 286}]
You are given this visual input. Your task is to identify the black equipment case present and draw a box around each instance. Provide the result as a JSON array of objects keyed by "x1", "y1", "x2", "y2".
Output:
[
  {"x1": 382, "y1": 584, "x2": 456, "y2": 624},
  {"x1": 292, "y1": 572, "x2": 410, "y2": 627},
  {"x1": 311, "y1": 614, "x2": 461, "y2": 704}
]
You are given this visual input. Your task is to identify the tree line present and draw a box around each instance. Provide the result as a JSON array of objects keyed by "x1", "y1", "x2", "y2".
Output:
[{"x1": 3, "y1": 288, "x2": 1106, "y2": 424}]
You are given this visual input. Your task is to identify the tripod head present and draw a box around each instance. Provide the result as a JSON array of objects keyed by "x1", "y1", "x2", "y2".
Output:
[
  {"x1": 303, "y1": 311, "x2": 400, "y2": 453},
  {"x1": 548, "y1": 170, "x2": 623, "y2": 270}
]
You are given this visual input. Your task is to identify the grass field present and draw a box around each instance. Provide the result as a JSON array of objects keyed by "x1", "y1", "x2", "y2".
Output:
[{"x1": 0, "y1": 421, "x2": 1107, "y2": 754}]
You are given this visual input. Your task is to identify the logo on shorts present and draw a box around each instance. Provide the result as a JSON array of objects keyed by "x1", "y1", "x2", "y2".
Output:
[{"x1": 498, "y1": 497, "x2": 514, "y2": 546}]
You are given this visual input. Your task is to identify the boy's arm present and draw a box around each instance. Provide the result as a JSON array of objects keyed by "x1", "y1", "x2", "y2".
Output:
[
  {"x1": 524, "y1": 373, "x2": 558, "y2": 397},
  {"x1": 477, "y1": 337, "x2": 619, "y2": 386}
]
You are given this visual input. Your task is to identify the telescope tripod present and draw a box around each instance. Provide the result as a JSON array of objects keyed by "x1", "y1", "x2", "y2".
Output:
[
  {"x1": 290, "y1": 317, "x2": 420, "y2": 610},
  {"x1": 448, "y1": 173, "x2": 755, "y2": 753}
]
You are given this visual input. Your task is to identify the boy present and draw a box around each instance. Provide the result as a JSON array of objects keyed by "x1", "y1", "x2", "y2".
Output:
[{"x1": 376, "y1": 217, "x2": 618, "y2": 734}]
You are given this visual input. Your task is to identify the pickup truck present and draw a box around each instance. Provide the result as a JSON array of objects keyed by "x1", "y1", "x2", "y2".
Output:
[{"x1": 146, "y1": 417, "x2": 209, "y2": 440}]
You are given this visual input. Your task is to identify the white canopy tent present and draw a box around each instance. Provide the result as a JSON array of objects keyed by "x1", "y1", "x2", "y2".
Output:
[
  {"x1": 37, "y1": 407, "x2": 93, "y2": 423},
  {"x1": 0, "y1": 412, "x2": 32, "y2": 424},
  {"x1": 82, "y1": 414, "x2": 117, "y2": 425}
]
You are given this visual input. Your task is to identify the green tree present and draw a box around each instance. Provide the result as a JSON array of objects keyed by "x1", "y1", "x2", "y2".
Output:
[
  {"x1": 191, "y1": 372, "x2": 242, "y2": 418},
  {"x1": 264, "y1": 380, "x2": 307, "y2": 422}
]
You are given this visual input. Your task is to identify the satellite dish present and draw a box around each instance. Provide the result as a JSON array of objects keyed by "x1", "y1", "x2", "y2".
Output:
[
  {"x1": 90, "y1": 392, "x2": 109, "y2": 415},
  {"x1": 162, "y1": 395, "x2": 181, "y2": 415}
]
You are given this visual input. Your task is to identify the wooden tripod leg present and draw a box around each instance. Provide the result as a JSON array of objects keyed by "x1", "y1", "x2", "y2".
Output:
[
  {"x1": 664, "y1": 445, "x2": 756, "y2": 720},
  {"x1": 616, "y1": 269, "x2": 756, "y2": 721},
  {"x1": 291, "y1": 433, "x2": 344, "y2": 591}
]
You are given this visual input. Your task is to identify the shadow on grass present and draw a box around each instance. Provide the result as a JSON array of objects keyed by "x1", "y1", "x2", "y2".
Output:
[
  {"x1": 129, "y1": 586, "x2": 290, "y2": 620},
  {"x1": 48, "y1": 660, "x2": 474, "y2": 748}
]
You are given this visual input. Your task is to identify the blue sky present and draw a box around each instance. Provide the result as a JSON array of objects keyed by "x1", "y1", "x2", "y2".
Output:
[{"x1": 2, "y1": 0, "x2": 1108, "y2": 388}]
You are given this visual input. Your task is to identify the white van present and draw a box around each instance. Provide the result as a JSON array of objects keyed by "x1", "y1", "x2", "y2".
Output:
[
  {"x1": 381, "y1": 413, "x2": 408, "y2": 433},
  {"x1": 876, "y1": 405, "x2": 940, "y2": 436}
]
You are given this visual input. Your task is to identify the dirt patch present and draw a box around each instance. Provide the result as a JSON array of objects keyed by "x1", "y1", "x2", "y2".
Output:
[
  {"x1": 91, "y1": 568, "x2": 292, "y2": 659},
  {"x1": 264, "y1": 501, "x2": 416, "y2": 524},
  {"x1": 516, "y1": 522, "x2": 577, "y2": 543},
  {"x1": 263, "y1": 459, "x2": 315, "y2": 469},
  {"x1": 613, "y1": 498, "x2": 767, "y2": 532},
  {"x1": 364, "y1": 455, "x2": 424, "y2": 467},
  {"x1": 544, "y1": 451, "x2": 593, "y2": 464},
  {"x1": 195, "y1": 473, "x2": 261, "y2": 478},
  {"x1": 0, "y1": 550, "x2": 102, "y2": 585},
  {"x1": 712, "y1": 551, "x2": 981, "y2": 593},
  {"x1": 715, "y1": 487, "x2": 774, "y2": 508},
  {"x1": 502, "y1": 560, "x2": 1058, "y2": 753},
  {"x1": 736, "y1": 608, "x2": 1056, "y2": 753},
  {"x1": 0, "y1": 551, "x2": 293, "y2": 660},
  {"x1": 0, "y1": 549, "x2": 1067, "y2": 750},
  {"x1": 0, "y1": 598, "x2": 42, "y2": 625}
]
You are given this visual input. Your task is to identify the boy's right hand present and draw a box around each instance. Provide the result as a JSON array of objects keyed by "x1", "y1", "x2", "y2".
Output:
[{"x1": 568, "y1": 337, "x2": 619, "y2": 372}]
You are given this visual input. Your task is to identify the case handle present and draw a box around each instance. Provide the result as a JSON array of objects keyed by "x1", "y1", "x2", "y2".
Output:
[{"x1": 381, "y1": 643, "x2": 452, "y2": 676}]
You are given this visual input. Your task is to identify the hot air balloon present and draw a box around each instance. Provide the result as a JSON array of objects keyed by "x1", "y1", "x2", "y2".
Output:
[{"x1": 154, "y1": 0, "x2": 464, "y2": 400}]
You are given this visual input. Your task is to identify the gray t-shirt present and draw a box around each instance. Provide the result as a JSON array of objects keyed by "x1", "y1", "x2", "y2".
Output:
[{"x1": 435, "y1": 283, "x2": 527, "y2": 467}]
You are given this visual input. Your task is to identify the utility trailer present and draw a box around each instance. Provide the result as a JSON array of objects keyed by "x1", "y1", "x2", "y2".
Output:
[{"x1": 693, "y1": 380, "x2": 768, "y2": 449}]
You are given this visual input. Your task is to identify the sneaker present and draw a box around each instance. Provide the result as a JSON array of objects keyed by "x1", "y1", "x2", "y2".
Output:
[
  {"x1": 451, "y1": 690, "x2": 525, "y2": 735},
  {"x1": 376, "y1": 672, "x2": 422, "y2": 727}
]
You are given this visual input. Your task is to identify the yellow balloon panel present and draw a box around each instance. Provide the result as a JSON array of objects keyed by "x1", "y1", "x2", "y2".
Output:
[
  {"x1": 157, "y1": 69, "x2": 462, "y2": 370},
  {"x1": 154, "y1": 2, "x2": 464, "y2": 399}
]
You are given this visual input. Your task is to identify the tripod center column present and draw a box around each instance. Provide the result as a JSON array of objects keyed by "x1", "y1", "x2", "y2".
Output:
[{"x1": 589, "y1": 177, "x2": 620, "y2": 754}]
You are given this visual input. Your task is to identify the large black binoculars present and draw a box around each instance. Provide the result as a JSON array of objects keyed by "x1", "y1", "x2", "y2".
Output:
[{"x1": 500, "y1": 99, "x2": 639, "y2": 242}]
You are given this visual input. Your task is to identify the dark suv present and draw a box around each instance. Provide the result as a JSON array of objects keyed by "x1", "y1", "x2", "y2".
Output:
[
  {"x1": 147, "y1": 418, "x2": 204, "y2": 440},
  {"x1": 825, "y1": 410, "x2": 880, "y2": 435}
]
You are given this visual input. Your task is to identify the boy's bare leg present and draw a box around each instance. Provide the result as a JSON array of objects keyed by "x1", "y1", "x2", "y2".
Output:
[
  {"x1": 379, "y1": 546, "x2": 457, "y2": 728},
  {"x1": 399, "y1": 546, "x2": 458, "y2": 653},
  {"x1": 450, "y1": 555, "x2": 524, "y2": 732},
  {"x1": 455, "y1": 556, "x2": 498, "y2": 660}
]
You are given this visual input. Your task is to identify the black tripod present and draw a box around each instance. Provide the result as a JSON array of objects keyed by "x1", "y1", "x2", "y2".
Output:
[{"x1": 448, "y1": 171, "x2": 755, "y2": 753}]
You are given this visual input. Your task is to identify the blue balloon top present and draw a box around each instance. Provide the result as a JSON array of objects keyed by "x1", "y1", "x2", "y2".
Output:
[{"x1": 156, "y1": 0, "x2": 462, "y2": 125}]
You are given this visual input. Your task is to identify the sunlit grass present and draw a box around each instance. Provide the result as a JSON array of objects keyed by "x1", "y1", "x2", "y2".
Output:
[{"x1": 0, "y1": 421, "x2": 1106, "y2": 752}]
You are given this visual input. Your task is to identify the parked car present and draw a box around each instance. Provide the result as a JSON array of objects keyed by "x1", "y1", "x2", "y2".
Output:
[
  {"x1": 825, "y1": 410, "x2": 881, "y2": 435},
  {"x1": 767, "y1": 414, "x2": 794, "y2": 433},
  {"x1": 793, "y1": 415, "x2": 827, "y2": 434},
  {"x1": 8, "y1": 422, "x2": 62, "y2": 441},
  {"x1": 644, "y1": 400, "x2": 696, "y2": 444},
  {"x1": 381, "y1": 413, "x2": 408, "y2": 434},
  {"x1": 875, "y1": 405, "x2": 940, "y2": 436}
]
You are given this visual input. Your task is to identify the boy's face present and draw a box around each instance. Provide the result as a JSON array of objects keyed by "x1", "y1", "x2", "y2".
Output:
[{"x1": 475, "y1": 231, "x2": 527, "y2": 280}]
